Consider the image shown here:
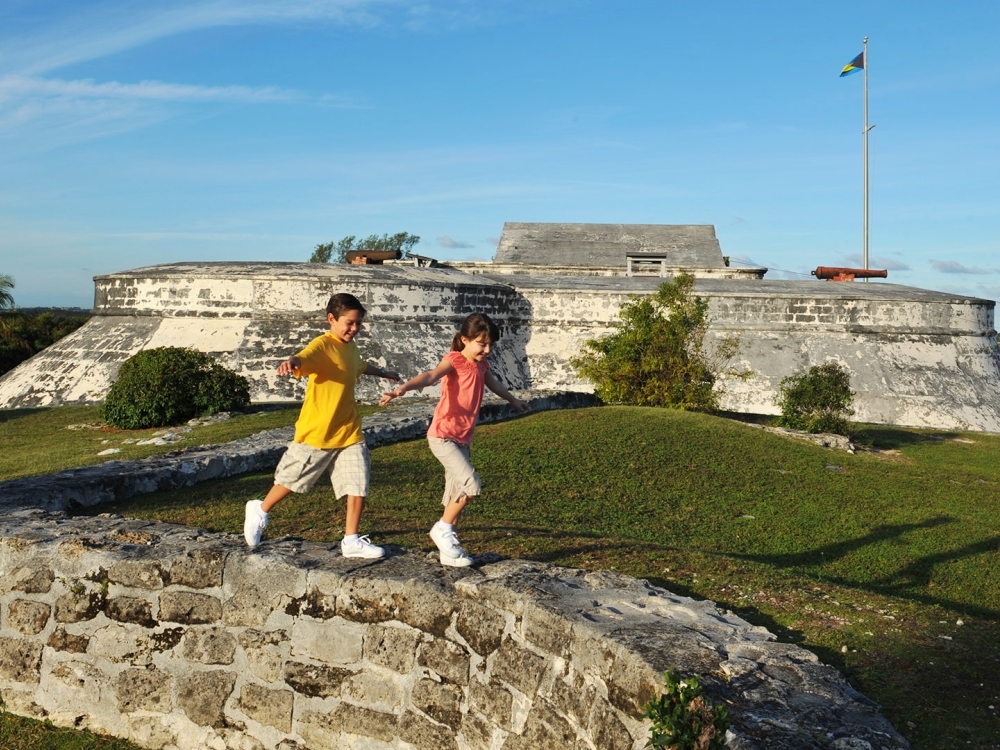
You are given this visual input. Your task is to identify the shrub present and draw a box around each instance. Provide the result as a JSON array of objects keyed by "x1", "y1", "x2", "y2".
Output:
[
  {"x1": 102, "y1": 347, "x2": 250, "y2": 429},
  {"x1": 569, "y1": 273, "x2": 749, "y2": 412},
  {"x1": 644, "y1": 669, "x2": 730, "y2": 749},
  {"x1": 776, "y1": 362, "x2": 855, "y2": 435}
]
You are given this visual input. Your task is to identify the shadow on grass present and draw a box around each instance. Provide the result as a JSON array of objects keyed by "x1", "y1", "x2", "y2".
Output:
[
  {"x1": 0, "y1": 407, "x2": 52, "y2": 425},
  {"x1": 854, "y1": 425, "x2": 961, "y2": 450}
]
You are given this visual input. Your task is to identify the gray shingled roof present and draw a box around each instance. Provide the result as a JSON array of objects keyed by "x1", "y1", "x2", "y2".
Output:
[{"x1": 494, "y1": 222, "x2": 725, "y2": 268}]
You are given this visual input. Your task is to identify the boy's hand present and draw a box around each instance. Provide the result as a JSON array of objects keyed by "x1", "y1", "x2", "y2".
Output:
[
  {"x1": 382, "y1": 370, "x2": 401, "y2": 382},
  {"x1": 511, "y1": 397, "x2": 530, "y2": 413},
  {"x1": 277, "y1": 357, "x2": 300, "y2": 377}
]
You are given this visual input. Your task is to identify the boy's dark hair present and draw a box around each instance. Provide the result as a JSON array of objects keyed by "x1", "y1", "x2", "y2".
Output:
[
  {"x1": 327, "y1": 293, "x2": 366, "y2": 319},
  {"x1": 451, "y1": 312, "x2": 501, "y2": 351}
]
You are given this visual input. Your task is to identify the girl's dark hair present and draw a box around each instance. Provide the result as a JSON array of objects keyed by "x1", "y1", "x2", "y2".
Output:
[
  {"x1": 451, "y1": 312, "x2": 501, "y2": 351},
  {"x1": 327, "y1": 293, "x2": 366, "y2": 319}
]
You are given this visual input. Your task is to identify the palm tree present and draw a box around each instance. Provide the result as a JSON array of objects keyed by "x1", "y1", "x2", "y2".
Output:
[{"x1": 0, "y1": 274, "x2": 13, "y2": 310}]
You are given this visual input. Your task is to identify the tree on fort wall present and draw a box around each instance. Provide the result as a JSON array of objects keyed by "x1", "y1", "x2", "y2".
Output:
[
  {"x1": 309, "y1": 232, "x2": 420, "y2": 263},
  {"x1": 570, "y1": 273, "x2": 750, "y2": 412}
]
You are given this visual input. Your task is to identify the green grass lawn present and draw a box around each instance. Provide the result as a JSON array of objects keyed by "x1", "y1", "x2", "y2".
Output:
[
  {"x1": 78, "y1": 406, "x2": 1000, "y2": 750},
  {"x1": 0, "y1": 711, "x2": 139, "y2": 750},
  {"x1": 0, "y1": 404, "x2": 376, "y2": 482}
]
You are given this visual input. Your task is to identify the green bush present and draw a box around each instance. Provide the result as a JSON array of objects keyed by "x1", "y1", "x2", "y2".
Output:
[
  {"x1": 776, "y1": 362, "x2": 855, "y2": 435},
  {"x1": 644, "y1": 669, "x2": 730, "y2": 749},
  {"x1": 569, "y1": 273, "x2": 748, "y2": 412},
  {"x1": 102, "y1": 347, "x2": 250, "y2": 430}
]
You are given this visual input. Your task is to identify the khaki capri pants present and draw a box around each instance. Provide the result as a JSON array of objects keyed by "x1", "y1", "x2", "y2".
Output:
[
  {"x1": 273, "y1": 440, "x2": 370, "y2": 498},
  {"x1": 428, "y1": 437, "x2": 482, "y2": 507}
]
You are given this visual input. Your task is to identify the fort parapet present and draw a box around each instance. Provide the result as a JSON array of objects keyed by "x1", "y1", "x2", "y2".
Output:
[{"x1": 1, "y1": 222, "x2": 998, "y2": 431}]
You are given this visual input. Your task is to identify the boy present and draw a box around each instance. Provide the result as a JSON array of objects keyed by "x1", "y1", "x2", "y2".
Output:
[{"x1": 243, "y1": 293, "x2": 399, "y2": 557}]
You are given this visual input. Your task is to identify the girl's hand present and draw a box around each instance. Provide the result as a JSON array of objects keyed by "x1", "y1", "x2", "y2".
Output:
[
  {"x1": 511, "y1": 397, "x2": 529, "y2": 413},
  {"x1": 380, "y1": 387, "x2": 405, "y2": 406}
]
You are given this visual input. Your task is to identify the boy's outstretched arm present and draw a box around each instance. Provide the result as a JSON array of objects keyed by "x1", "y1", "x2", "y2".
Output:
[
  {"x1": 276, "y1": 356, "x2": 302, "y2": 377},
  {"x1": 363, "y1": 363, "x2": 401, "y2": 382},
  {"x1": 485, "y1": 372, "x2": 529, "y2": 413},
  {"x1": 380, "y1": 358, "x2": 454, "y2": 405}
]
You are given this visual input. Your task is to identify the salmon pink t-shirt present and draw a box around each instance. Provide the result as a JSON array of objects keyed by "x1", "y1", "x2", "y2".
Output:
[{"x1": 427, "y1": 351, "x2": 489, "y2": 445}]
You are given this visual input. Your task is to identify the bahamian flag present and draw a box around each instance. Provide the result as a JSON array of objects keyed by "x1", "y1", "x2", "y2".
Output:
[{"x1": 840, "y1": 51, "x2": 864, "y2": 77}]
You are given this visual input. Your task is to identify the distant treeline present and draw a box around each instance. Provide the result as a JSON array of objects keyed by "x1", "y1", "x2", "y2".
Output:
[{"x1": 0, "y1": 310, "x2": 90, "y2": 377}]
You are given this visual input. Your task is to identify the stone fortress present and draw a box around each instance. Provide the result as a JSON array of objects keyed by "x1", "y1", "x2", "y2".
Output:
[
  {"x1": 0, "y1": 223, "x2": 954, "y2": 749},
  {"x1": 1, "y1": 222, "x2": 998, "y2": 431}
]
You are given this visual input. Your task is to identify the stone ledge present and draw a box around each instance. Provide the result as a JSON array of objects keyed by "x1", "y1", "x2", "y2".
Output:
[
  {"x1": 0, "y1": 509, "x2": 908, "y2": 750},
  {"x1": 0, "y1": 390, "x2": 597, "y2": 514}
]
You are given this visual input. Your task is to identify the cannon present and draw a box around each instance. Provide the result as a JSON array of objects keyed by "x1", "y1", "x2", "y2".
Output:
[
  {"x1": 346, "y1": 249, "x2": 403, "y2": 265},
  {"x1": 812, "y1": 266, "x2": 888, "y2": 282}
]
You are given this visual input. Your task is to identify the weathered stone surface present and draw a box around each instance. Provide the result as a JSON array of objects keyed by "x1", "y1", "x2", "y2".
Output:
[
  {"x1": 7, "y1": 599, "x2": 51, "y2": 635},
  {"x1": 182, "y1": 627, "x2": 237, "y2": 664},
  {"x1": 47, "y1": 627, "x2": 90, "y2": 653},
  {"x1": 239, "y1": 683, "x2": 294, "y2": 732},
  {"x1": 399, "y1": 709, "x2": 459, "y2": 750},
  {"x1": 223, "y1": 586, "x2": 272, "y2": 627},
  {"x1": 397, "y1": 579, "x2": 454, "y2": 637},
  {"x1": 588, "y1": 697, "x2": 636, "y2": 750},
  {"x1": 54, "y1": 591, "x2": 104, "y2": 623},
  {"x1": 418, "y1": 636, "x2": 470, "y2": 686},
  {"x1": 290, "y1": 618, "x2": 363, "y2": 664},
  {"x1": 90, "y1": 624, "x2": 156, "y2": 665},
  {"x1": 501, "y1": 699, "x2": 577, "y2": 750},
  {"x1": 412, "y1": 677, "x2": 463, "y2": 729},
  {"x1": 48, "y1": 660, "x2": 109, "y2": 703},
  {"x1": 160, "y1": 591, "x2": 221, "y2": 624},
  {"x1": 341, "y1": 669, "x2": 403, "y2": 709},
  {"x1": 469, "y1": 678, "x2": 514, "y2": 730},
  {"x1": 456, "y1": 600, "x2": 507, "y2": 656},
  {"x1": 284, "y1": 588, "x2": 336, "y2": 619},
  {"x1": 109, "y1": 560, "x2": 164, "y2": 589},
  {"x1": 105, "y1": 596, "x2": 156, "y2": 627},
  {"x1": 333, "y1": 702, "x2": 396, "y2": 742},
  {"x1": 364, "y1": 623, "x2": 421, "y2": 673},
  {"x1": 177, "y1": 670, "x2": 236, "y2": 727},
  {"x1": 168, "y1": 548, "x2": 226, "y2": 588},
  {"x1": 492, "y1": 637, "x2": 548, "y2": 697},
  {"x1": 524, "y1": 602, "x2": 574, "y2": 657},
  {"x1": 282, "y1": 661, "x2": 352, "y2": 698},
  {"x1": 458, "y1": 711, "x2": 498, "y2": 750},
  {"x1": 0, "y1": 637, "x2": 43, "y2": 683},
  {"x1": 239, "y1": 628, "x2": 287, "y2": 682},
  {"x1": 114, "y1": 667, "x2": 172, "y2": 712},
  {"x1": 1, "y1": 567, "x2": 54, "y2": 594}
]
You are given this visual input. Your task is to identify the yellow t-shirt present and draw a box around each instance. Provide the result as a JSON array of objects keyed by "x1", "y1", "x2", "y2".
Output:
[{"x1": 292, "y1": 333, "x2": 364, "y2": 449}]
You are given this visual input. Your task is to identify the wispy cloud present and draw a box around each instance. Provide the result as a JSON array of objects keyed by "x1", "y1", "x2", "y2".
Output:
[
  {"x1": 438, "y1": 235, "x2": 474, "y2": 249},
  {"x1": 930, "y1": 259, "x2": 992, "y2": 275},
  {"x1": 0, "y1": 75, "x2": 298, "y2": 104}
]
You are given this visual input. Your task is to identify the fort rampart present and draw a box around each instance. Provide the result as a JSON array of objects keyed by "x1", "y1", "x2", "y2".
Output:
[{"x1": 0, "y1": 262, "x2": 998, "y2": 431}]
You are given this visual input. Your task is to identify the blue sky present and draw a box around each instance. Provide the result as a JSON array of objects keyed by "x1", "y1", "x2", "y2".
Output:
[{"x1": 2, "y1": 1, "x2": 999, "y2": 308}]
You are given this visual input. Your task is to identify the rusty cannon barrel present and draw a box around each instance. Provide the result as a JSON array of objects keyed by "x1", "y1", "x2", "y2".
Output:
[
  {"x1": 346, "y1": 249, "x2": 403, "y2": 265},
  {"x1": 812, "y1": 266, "x2": 888, "y2": 282}
]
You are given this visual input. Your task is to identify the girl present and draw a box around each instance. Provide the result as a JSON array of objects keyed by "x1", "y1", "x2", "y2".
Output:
[{"x1": 380, "y1": 312, "x2": 529, "y2": 567}]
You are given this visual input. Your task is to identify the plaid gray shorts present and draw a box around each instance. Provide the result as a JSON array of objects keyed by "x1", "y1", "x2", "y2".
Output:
[
  {"x1": 273, "y1": 440, "x2": 370, "y2": 498},
  {"x1": 427, "y1": 437, "x2": 482, "y2": 507}
]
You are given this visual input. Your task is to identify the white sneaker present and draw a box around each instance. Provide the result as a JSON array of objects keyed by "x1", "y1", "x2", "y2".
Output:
[
  {"x1": 429, "y1": 523, "x2": 474, "y2": 568},
  {"x1": 243, "y1": 500, "x2": 268, "y2": 547},
  {"x1": 341, "y1": 535, "x2": 385, "y2": 559}
]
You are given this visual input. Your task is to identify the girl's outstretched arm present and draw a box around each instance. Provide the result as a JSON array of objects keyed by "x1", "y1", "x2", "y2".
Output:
[
  {"x1": 484, "y1": 372, "x2": 529, "y2": 413},
  {"x1": 379, "y1": 357, "x2": 454, "y2": 405}
]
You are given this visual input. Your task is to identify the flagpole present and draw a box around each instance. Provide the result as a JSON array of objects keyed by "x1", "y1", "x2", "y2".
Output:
[{"x1": 863, "y1": 36, "x2": 869, "y2": 278}]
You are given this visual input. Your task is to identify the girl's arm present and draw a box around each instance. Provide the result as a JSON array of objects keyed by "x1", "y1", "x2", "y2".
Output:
[
  {"x1": 484, "y1": 372, "x2": 529, "y2": 413},
  {"x1": 379, "y1": 357, "x2": 454, "y2": 405},
  {"x1": 363, "y1": 362, "x2": 401, "y2": 382}
]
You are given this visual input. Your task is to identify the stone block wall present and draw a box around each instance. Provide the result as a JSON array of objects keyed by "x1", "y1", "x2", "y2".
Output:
[{"x1": 0, "y1": 511, "x2": 907, "y2": 750}]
